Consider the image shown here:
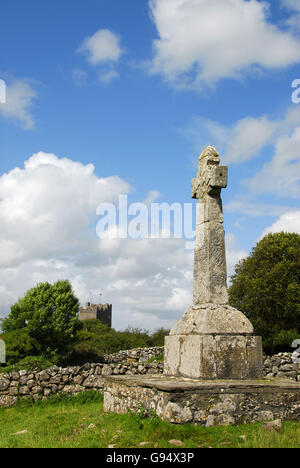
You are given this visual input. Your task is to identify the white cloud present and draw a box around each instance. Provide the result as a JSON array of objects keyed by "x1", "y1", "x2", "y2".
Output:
[
  {"x1": 0, "y1": 79, "x2": 37, "y2": 129},
  {"x1": 0, "y1": 152, "x2": 131, "y2": 268},
  {"x1": 99, "y1": 69, "x2": 119, "y2": 84},
  {"x1": 0, "y1": 152, "x2": 192, "y2": 331},
  {"x1": 182, "y1": 106, "x2": 300, "y2": 206},
  {"x1": 78, "y1": 29, "x2": 123, "y2": 65},
  {"x1": 281, "y1": 0, "x2": 300, "y2": 12},
  {"x1": 248, "y1": 126, "x2": 300, "y2": 198},
  {"x1": 260, "y1": 211, "x2": 300, "y2": 239},
  {"x1": 149, "y1": 0, "x2": 300, "y2": 89},
  {"x1": 225, "y1": 117, "x2": 278, "y2": 164},
  {"x1": 182, "y1": 114, "x2": 278, "y2": 164},
  {"x1": 0, "y1": 152, "x2": 248, "y2": 331},
  {"x1": 225, "y1": 198, "x2": 292, "y2": 218}
]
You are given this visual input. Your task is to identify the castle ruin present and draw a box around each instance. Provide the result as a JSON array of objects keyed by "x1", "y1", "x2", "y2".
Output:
[{"x1": 79, "y1": 302, "x2": 112, "y2": 328}]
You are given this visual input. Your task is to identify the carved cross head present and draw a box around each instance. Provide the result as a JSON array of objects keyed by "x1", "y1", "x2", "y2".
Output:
[{"x1": 192, "y1": 147, "x2": 228, "y2": 199}]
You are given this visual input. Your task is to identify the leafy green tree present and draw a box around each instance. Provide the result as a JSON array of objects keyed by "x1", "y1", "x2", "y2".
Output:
[
  {"x1": 150, "y1": 328, "x2": 170, "y2": 346},
  {"x1": 66, "y1": 321, "x2": 168, "y2": 365},
  {"x1": 1, "y1": 280, "x2": 81, "y2": 357},
  {"x1": 0, "y1": 329, "x2": 41, "y2": 365},
  {"x1": 229, "y1": 232, "x2": 300, "y2": 353}
]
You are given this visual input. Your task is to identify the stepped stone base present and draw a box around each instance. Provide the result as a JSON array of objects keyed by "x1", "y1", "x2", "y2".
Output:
[
  {"x1": 103, "y1": 375, "x2": 300, "y2": 426},
  {"x1": 164, "y1": 304, "x2": 263, "y2": 380}
]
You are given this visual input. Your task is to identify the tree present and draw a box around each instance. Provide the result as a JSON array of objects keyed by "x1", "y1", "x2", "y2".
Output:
[
  {"x1": 0, "y1": 329, "x2": 41, "y2": 365},
  {"x1": 150, "y1": 328, "x2": 170, "y2": 346},
  {"x1": 1, "y1": 280, "x2": 81, "y2": 357},
  {"x1": 229, "y1": 232, "x2": 300, "y2": 353}
]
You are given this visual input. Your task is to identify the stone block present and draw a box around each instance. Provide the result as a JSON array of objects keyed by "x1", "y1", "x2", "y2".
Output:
[
  {"x1": 164, "y1": 333, "x2": 263, "y2": 380},
  {"x1": 103, "y1": 374, "x2": 300, "y2": 426},
  {"x1": 170, "y1": 304, "x2": 253, "y2": 336},
  {"x1": 163, "y1": 335, "x2": 181, "y2": 376}
]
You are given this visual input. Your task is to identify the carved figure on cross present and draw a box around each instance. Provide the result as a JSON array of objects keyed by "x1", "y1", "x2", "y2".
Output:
[{"x1": 191, "y1": 146, "x2": 228, "y2": 201}]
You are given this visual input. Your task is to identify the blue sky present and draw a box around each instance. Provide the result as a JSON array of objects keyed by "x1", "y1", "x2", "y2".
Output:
[{"x1": 0, "y1": 0, "x2": 300, "y2": 330}]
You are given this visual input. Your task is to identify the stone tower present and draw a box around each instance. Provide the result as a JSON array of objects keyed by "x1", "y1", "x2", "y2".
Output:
[
  {"x1": 164, "y1": 146, "x2": 263, "y2": 380},
  {"x1": 79, "y1": 303, "x2": 112, "y2": 328}
]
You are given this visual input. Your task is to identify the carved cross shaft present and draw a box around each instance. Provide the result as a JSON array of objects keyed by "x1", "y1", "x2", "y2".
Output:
[{"x1": 191, "y1": 147, "x2": 229, "y2": 305}]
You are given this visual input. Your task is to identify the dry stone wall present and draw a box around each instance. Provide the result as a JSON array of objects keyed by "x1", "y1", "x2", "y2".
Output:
[
  {"x1": 263, "y1": 353, "x2": 300, "y2": 380},
  {"x1": 0, "y1": 360, "x2": 163, "y2": 407},
  {"x1": 103, "y1": 346, "x2": 163, "y2": 363},
  {"x1": 0, "y1": 348, "x2": 299, "y2": 407}
]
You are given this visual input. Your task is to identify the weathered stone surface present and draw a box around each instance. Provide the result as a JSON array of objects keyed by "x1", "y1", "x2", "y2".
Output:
[
  {"x1": 170, "y1": 304, "x2": 253, "y2": 336},
  {"x1": 103, "y1": 375, "x2": 300, "y2": 426},
  {"x1": 82, "y1": 375, "x2": 104, "y2": 389},
  {"x1": 0, "y1": 395, "x2": 16, "y2": 407},
  {"x1": 0, "y1": 349, "x2": 164, "y2": 407},
  {"x1": 192, "y1": 147, "x2": 228, "y2": 305},
  {"x1": 164, "y1": 335, "x2": 263, "y2": 380},
  {"x1": 0, "y1": 378, "x2": 10, "y2": 392},
  {"x1": 19, "y1": 386, "x2": 30, "y2": 396},
  {"x1": 163, "y1": 147, "x2": 263, "y2": 381}
]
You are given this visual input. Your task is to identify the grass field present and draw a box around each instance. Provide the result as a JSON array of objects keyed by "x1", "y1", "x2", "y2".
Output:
[{"x1": 0, "y1": 392, "x2": 299, "y2": 448}]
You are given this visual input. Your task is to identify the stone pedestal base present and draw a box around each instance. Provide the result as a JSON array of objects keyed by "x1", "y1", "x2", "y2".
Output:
[
  {"x1": 164, "y1": 335, "x2": 263, "y2": 380},
  {"x1": 164, "y1": 303, "x2": 263, "y2": 380},
  {"x1": 103, "y1": 375, "x2": 300, "y2": 426}
]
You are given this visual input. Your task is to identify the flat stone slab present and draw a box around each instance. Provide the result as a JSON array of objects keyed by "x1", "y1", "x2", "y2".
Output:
[
  {"x1": 104, "y1": 374, "x2": 300, "y2": 392},
  {"x1": 103, "y1": 374, "x2": 300, "y2": 426}
]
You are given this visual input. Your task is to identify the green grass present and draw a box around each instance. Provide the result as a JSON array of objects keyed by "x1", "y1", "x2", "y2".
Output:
[
  {"x1": 146, "y1": 353, "x2": 164, "y2": 363},
  {"x1": 0, "y1": 392, "x2": 299, "y2": 448}
]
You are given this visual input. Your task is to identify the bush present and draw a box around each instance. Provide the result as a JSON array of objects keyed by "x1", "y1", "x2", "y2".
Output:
[{"x1": 63, "y1": 321, "x2": 169, "y2": 365}]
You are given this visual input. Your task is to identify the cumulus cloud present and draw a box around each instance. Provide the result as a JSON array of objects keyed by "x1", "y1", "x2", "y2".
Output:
[
  {"x1": 78, "y1": 29, "x2": 123, "y2": 65},
  {"x1": 281, "y1": 0, "x2": 300, "y2": 12},
  {"x1": 225, "y1": 117, "x2": 279, "y2": 164},
  {"x1": 182, "y1": 105, "x2": 300, "y2": 205},
  {"x1": 183, "y1": 114, "x2": 279, "y2": 164},
  {"x1": 225, "y1": 198, "x2": 292, "y2": 218},
  {"x1": 0, "y1": 79, "x2": 37, "y2": 129},
  {"x1": 248, "y1": 126, "x2": 300, "y2": 198},
  {"x1": 99, "y1": 69, "x2": 119, "y2": 84},
  {"x1": 0, "y1": 152, "x2": 190, "y2": 330},
  {"x1": 149, "y1": 0, "x2": 300, "y2": 89},
  {"x1": 0, "y1": 152, "x2": 246, "y2": 331},
  {"x1": 260, "y1": 211, "x2": 300, "y2": 239},
  {"x1": 77, "y1": 29, "x2": 123, "y2": 85}
]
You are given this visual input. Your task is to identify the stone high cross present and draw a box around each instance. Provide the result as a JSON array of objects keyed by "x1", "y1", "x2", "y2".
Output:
[
  {"x1": 191, "y1": 146, "x2": 228, "y2": 306},
  {"x1": 163, "y1": 146, "x2": 263, "y2": 380}
]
